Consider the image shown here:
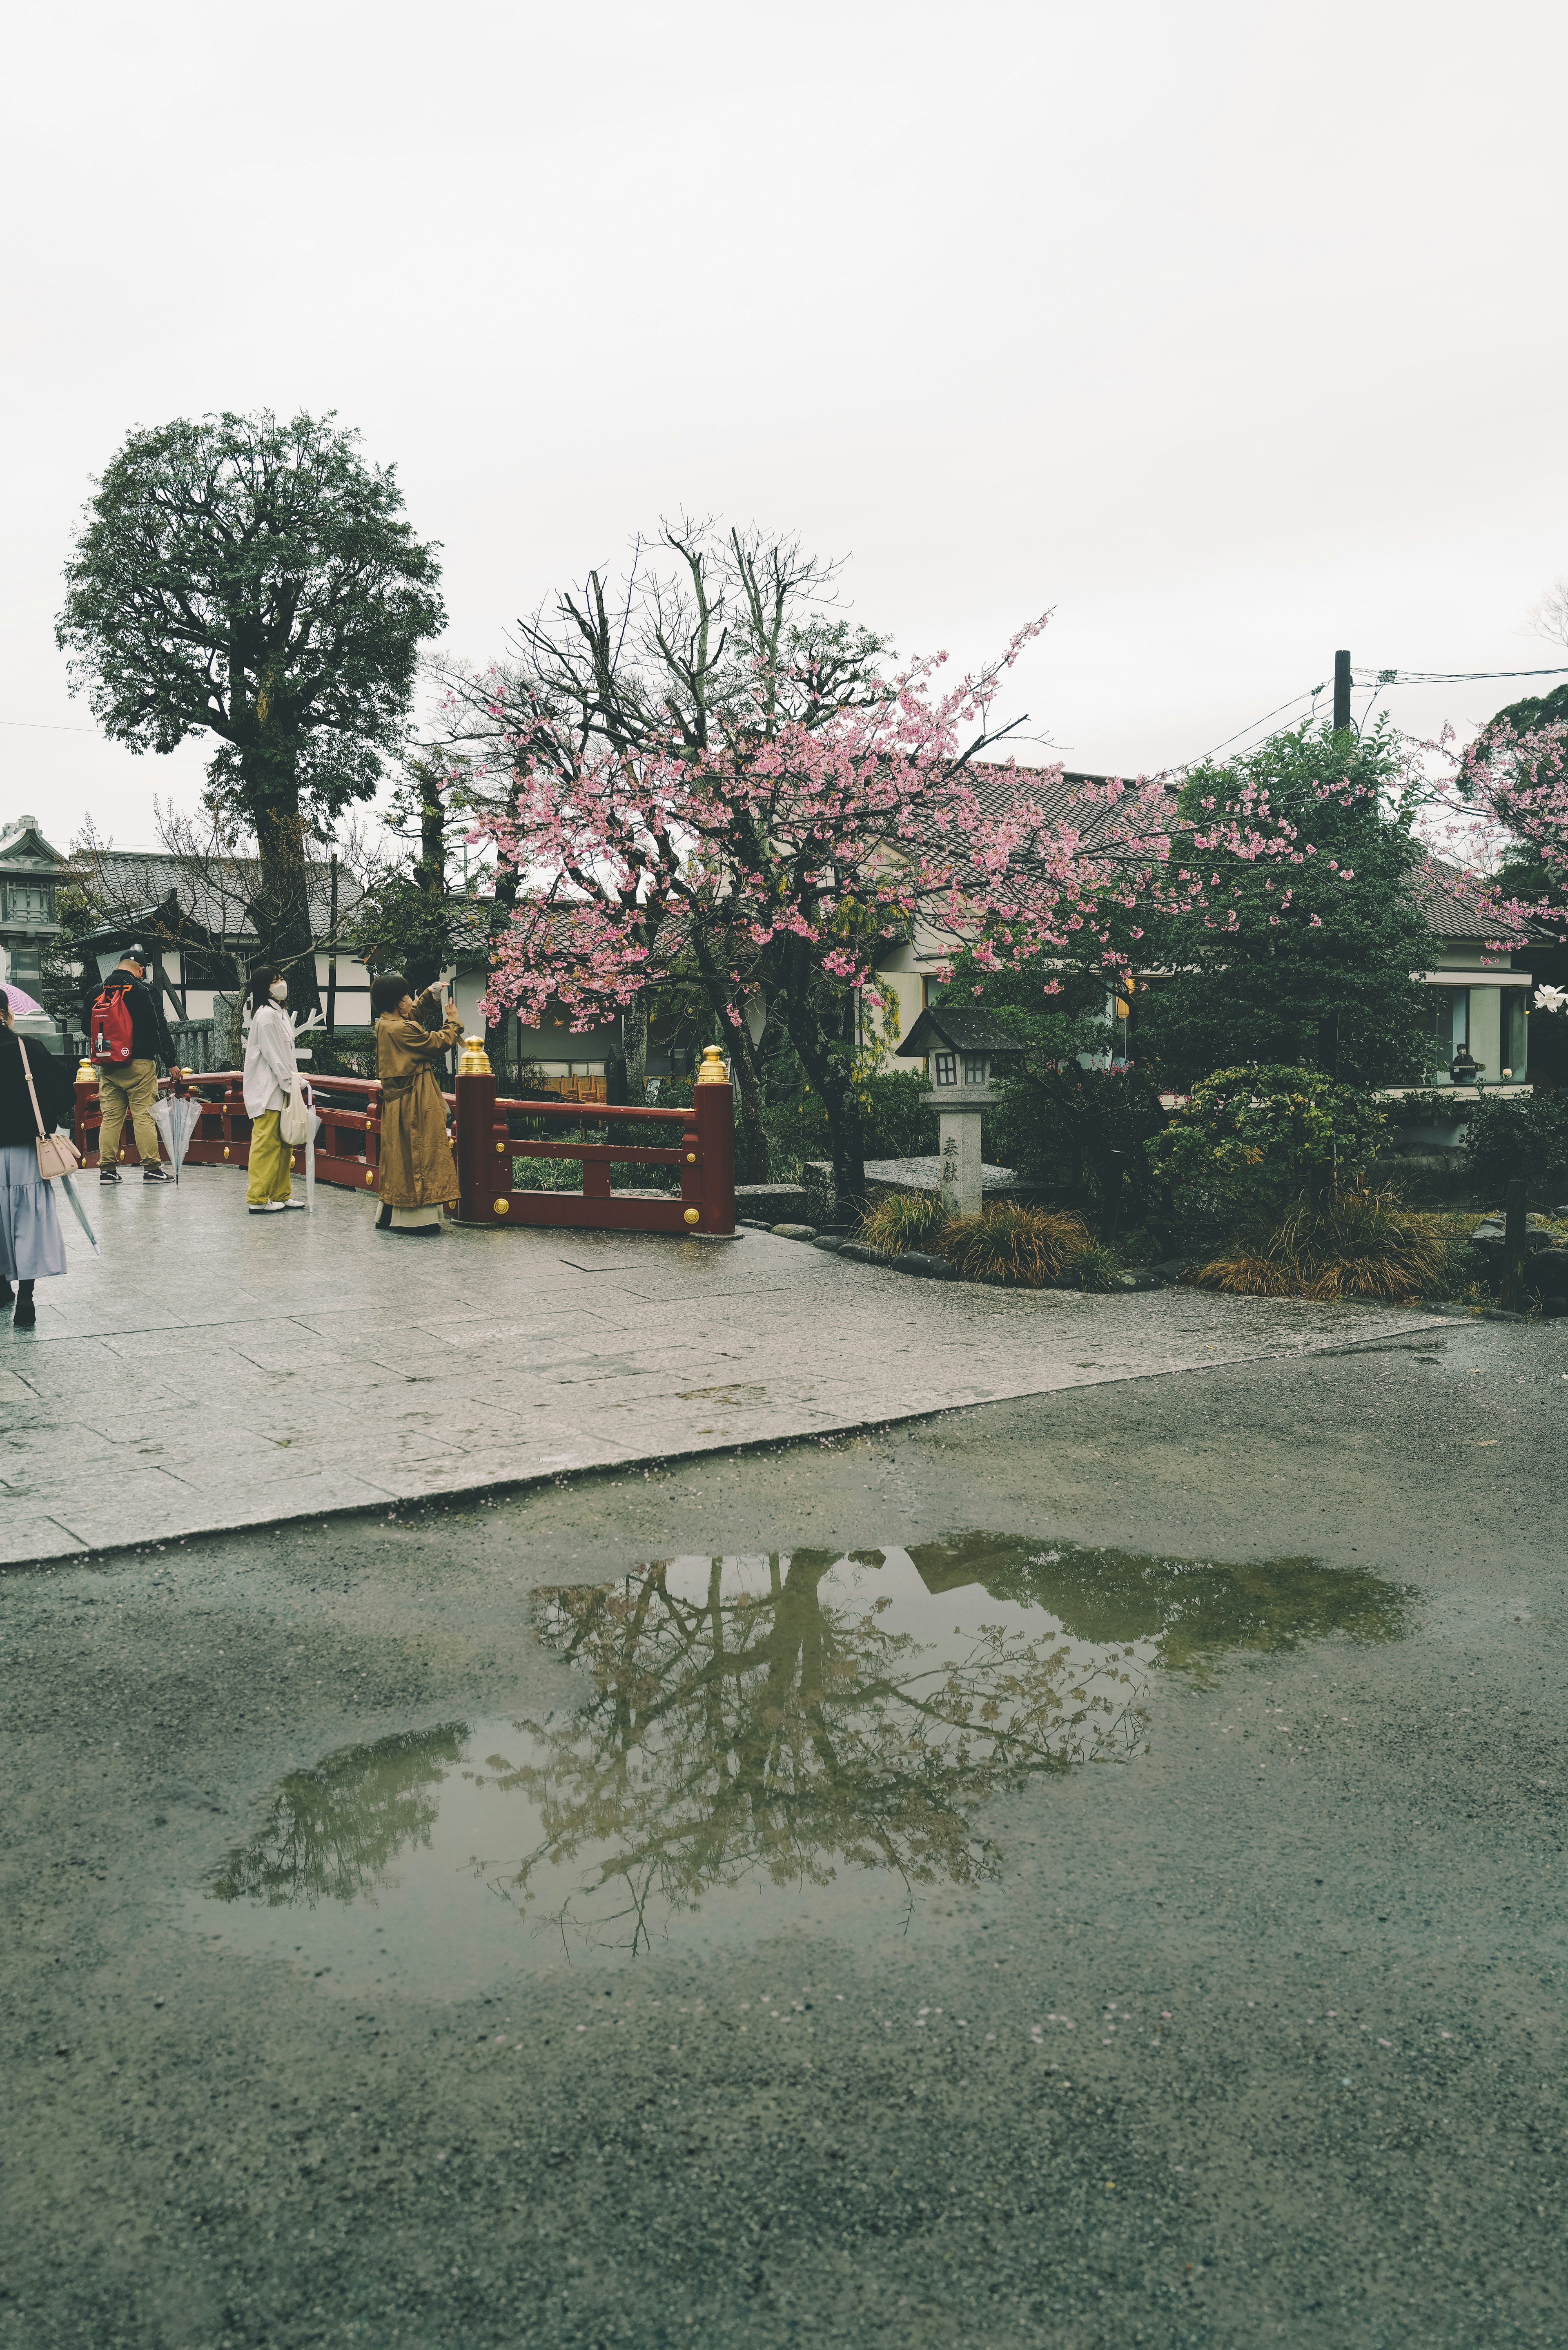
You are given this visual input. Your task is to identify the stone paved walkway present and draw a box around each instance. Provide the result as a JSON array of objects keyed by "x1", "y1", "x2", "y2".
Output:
[{"x1": 0, "y1": 1167, "x2": 1437, "y2": 1565}]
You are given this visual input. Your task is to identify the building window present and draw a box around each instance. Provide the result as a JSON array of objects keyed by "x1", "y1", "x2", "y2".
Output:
[
  {"x1": 1507, "y1": 990, "x2": 1528, "y2": 1076},
  {"x1": 1431, "y1": 987, "x2": 1468, "y2": 1080},
  {"x1": 933, "y1": 1052, "x2": 956, "y2": 1086}
]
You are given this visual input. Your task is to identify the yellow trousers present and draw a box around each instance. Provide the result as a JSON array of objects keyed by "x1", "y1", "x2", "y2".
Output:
[{"x1": 246, "y1": 1110, "x2": 294, "y2": 1204}]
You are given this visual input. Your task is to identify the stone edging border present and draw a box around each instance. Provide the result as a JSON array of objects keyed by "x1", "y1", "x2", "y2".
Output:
[{"x1": 746, "y1": 1220, "x2": 1566, "y2": 1319}]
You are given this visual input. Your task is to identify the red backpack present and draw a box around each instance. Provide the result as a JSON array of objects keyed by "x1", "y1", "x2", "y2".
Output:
[{"x1": 89, "y1": 982, "x2": 136, "y2": 1066}]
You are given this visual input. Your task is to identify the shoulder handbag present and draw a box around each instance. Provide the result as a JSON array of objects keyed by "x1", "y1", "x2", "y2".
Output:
[{"x1": 18, "y1": 1036, "x2": 82, "y2": 1180}]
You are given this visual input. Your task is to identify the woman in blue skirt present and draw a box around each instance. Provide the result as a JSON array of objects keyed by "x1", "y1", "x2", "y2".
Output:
[{"x1": 0, "y1": 988, "x2": 73, "y2": 1329}]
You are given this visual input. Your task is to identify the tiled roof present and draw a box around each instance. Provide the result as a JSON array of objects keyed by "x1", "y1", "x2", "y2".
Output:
[
  {"x1": 1413, "y1": 855, "x2": 1542, "y2": 944},
  {"x1": 76, "y1": 849, "x2": 366, "y2": 941},
  {"x1": 935, "y1": 761, "x2": 1158, "y2": 857},
  {"x1": 895, "y1": 1006, "x2": 1027, "y2": 1058}
]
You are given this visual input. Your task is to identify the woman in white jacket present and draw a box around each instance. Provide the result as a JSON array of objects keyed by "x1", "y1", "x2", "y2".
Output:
[{"x1": 242, "y1": 968, "x2": 304, "y2": 1215}]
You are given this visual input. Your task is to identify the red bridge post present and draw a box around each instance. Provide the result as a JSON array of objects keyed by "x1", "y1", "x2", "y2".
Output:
[
  {"x1": 454, "y1": 1055, "x2": 500, "y2": 1224},
  {"x1": 694, "y1": 1066, "x2": 736, "y2": 1235},
  {"x1": 74, "y1": 1064, "x2": 99, "y2": 1165}
]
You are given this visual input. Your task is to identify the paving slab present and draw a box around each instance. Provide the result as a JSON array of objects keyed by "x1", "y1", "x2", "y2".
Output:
[{"x1": 0, "y1": 1162, "x2": 1445, "y2": 1563}]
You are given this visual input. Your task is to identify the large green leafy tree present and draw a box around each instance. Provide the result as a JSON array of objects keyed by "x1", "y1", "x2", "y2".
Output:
[
  {"x1": 1136, "y1": 721, "x2": 1440, "y2": 1088},
  {"x1": 56, "y1": 410, "x2": 445, "y2": 1014},
  {"x1": 351, "y1": 747, "x2": 470, "y2": 994}
]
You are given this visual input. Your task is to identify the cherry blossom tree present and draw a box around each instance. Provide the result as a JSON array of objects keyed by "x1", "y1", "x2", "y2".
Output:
[
  {"x1": 1408, "y1": 716, "x2": 1568, "y2": 950},
  {"x1": 446, "y1": 524, "x2": 1357, "y2": 1213}
]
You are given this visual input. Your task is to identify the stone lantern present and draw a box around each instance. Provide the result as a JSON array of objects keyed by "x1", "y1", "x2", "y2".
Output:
[{"x1": 895, "y1": 1008, "x2": 1027, "y2": 1217}]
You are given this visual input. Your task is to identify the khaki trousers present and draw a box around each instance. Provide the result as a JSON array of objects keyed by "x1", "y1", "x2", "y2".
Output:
[{"x1": 97, "y1": 1059, "x2": 160, "y2": 1166}]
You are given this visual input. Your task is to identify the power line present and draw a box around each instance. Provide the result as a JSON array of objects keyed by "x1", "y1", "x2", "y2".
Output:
[
  {"x1": 1351, "y1": 665, "x2": 1568, "y2": 687},
  {"x1": 1189, "y1": 687, "x2": 1323, "y2": 766},
  {"x1": 0, "y1": 717, "x2": 100, "y2": 734},
  {"x1": 1184, "y1": 660, "x2": 1568, "y2": 772}
]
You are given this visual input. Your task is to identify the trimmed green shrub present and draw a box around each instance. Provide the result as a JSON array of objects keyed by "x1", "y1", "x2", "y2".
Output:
[
  {"x1": 1459, "y1": 1090, "x2": 1568, "y2": 1200},
  {"x1": 1148, "y1": 1064, "x2": 1386, "y2": 1223}
]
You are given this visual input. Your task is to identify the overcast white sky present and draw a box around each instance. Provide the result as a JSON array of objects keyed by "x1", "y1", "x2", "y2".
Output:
[{"x1": 3, "y1": 0, "x2": 1565, "y2": 851}]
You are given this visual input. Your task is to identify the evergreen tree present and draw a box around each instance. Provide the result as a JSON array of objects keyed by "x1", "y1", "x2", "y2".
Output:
[
  {"x1": 1136, "y1": 722, "x2": 1439, "y2": 1088},
  {"x1": 57, "y1": 410, "x2": 445, "y2": 1014}
]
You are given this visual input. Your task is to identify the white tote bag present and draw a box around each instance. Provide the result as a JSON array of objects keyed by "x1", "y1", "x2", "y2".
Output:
[{"x1": 278, "y1": 1079, "x2": 312, "y2": 1148}]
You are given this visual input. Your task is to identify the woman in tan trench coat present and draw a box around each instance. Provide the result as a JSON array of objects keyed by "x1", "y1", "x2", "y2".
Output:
[{"x1": 371, "y1": 973, "x2": 466, "y2": 1234}]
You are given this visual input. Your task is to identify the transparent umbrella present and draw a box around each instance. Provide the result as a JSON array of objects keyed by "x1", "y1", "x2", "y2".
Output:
[
  {"x1": 151, "y1": 1085, "x2": 203, "y2": 1184},
  {"x1": 56, "y1": 1173, "x2": 100, "y2": 1255},
  {"x1": 303, "y1": 1084, "x2": 320, "y2": 1213}
]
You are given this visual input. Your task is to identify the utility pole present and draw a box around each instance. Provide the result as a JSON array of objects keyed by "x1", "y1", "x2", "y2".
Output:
[{"x1": 1332, "y1": 649, "x2": 1352, "y2": 735}]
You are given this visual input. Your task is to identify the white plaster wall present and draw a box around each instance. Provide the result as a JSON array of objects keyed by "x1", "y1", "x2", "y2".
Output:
[
  {"x1": 1469, "y1": 987, "x2": 1502, "y2": 1081},
  {"x1": 866, "y1": 965, "x2": 925, "y2": 1068}
]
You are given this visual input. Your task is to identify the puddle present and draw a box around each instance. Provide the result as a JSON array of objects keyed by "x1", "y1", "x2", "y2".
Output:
[{"x1": 195, "y1": 1538, "x2": 1408, "y2": 1988}]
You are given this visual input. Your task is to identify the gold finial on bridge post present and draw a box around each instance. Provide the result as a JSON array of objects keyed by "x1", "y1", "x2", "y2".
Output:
[{"x1": 458, "y1": 1036, "x2": 492, "y2": 1077}]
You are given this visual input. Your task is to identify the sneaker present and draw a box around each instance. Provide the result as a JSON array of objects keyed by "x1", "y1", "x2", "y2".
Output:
[
  {"x1": 143, "y1": 1165, "x2": 171, "y2": 1184},
  {"x1": 281, "y1": 1199, "x2": 307, "y2": 1211},
  {"x1": 248, "y1": 1201, "x2": 290, "y2": 1215},
  {"x1": 99, "y1": 1165, "x2": 121, "y2": 1183}
]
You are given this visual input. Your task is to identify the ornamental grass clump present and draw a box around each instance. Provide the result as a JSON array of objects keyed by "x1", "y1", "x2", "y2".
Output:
[
  {"x1": 937, "y1": 1203, "x2": 1091, "y2": 1288},
  {"x1": 857, "y1": 1191, "x2": 952, "y2": 1258},
  {"x1": 1194, "y1": 1188, "x2": 1446, "y2": 1302},
  {"x1": 1070, "y1": 1242, "x2": 1121, "y2": 1293}
]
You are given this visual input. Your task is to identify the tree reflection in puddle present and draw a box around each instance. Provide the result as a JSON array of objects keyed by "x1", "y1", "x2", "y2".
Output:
[
  {"x1": 205, "y1": 1540, "x2": 1408, "y2": 1973},
  {"x1": 472, "y1": 1546, "x2": 1149, "y2": 1953},
  {"x1": 210, "y1": 1724, "x2": 467, "y2": 1909}
]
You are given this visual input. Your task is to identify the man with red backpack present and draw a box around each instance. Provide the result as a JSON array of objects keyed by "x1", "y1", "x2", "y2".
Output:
[{"x1": 85, "y1": 946, "x2": 180, "y2": 1184}]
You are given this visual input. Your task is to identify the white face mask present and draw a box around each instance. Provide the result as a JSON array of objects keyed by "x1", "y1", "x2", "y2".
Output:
[{"x1": 269, "y1": 979, "x2": 288, "y2": 1002}]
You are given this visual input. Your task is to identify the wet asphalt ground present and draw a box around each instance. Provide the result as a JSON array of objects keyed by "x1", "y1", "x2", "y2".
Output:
[{"x1": 2, "y1": 1313, "x2": 1565, "y2": 2349}]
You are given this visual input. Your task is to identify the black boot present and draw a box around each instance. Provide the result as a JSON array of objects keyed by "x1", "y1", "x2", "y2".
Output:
[
  {"x1": 13, "y1": 1281, "x2": 36, "y2": 1330},
  {"x1": 0, "y1": 1277, "x2": 13, "y2": 1307},
  {"x1": 375, "y1": 1204, "x2": 393, "y2": 1231}
]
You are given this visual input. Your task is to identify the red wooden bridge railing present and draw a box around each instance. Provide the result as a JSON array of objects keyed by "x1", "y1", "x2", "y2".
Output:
[
  {"x1": 451, "y1": 1061, "x2": 734, "y2": 1235},
  {"x1": 72, "y1": 1050, "x2": 737, "y2": 1236},
  {"x1": 74, "y1": 1066, "x2": 388, "y2": 1194}
]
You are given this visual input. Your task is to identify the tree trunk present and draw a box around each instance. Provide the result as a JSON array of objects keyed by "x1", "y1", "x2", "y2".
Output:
[
  {"x1": 622, "y1": 989, "x2": 649, "y2": 1106},
  {"x1": 407, "y1": 760, "x2": 450, "y2": 993},
  {"x1": 718, "y1": 1001, "x2": 771, "y2": 1183},
  {"x1": 689, "y1": 932, "x2": 771, "y2": 1181},
  {"x1": 253, "y1": 790, "x2": 321, "y2": 1019},
  {"x1": 780, "y1": 951, "x2": 864, "y2": 1220},
  {"x1": 484, "y1": 860, "x2": 520, "y2": 1087}
]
